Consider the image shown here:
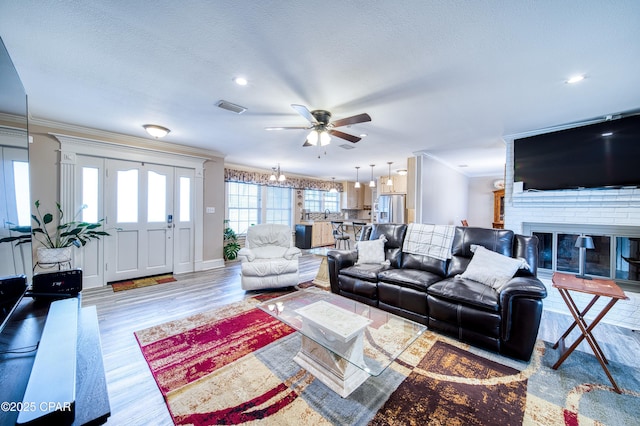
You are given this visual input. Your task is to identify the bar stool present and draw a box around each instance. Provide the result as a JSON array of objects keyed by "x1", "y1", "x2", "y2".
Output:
[
  {"x1": 352, "y1": 222, "x2": 367, "y2": 242},
  {"x1": 331, "y1": 221, "x2": 351, "y2": 249}
]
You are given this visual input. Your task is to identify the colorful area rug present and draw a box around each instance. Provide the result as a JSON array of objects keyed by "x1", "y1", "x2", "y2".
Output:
[
  {"x1": 135, "y1": 296, "x2": 640, "y2": 425},
  {"x1": 111, "y1": 274, "x2": 176, "y2": 292}
]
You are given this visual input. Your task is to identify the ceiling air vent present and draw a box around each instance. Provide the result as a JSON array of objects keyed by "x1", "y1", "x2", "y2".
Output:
[
  {"x1": 339, "y1": 144, "x2": 355, "y2": 150},
  {"x1": 216, "y1": 100, "x2": 247, "y2": 114}
]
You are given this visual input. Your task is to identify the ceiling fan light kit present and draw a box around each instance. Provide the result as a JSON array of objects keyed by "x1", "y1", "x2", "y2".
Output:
[{"x1": 267, "y1": 104, "x2": 371, "y2": 148}]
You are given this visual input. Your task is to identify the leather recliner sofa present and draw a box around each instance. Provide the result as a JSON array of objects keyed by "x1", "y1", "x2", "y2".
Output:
[{"x1": 327, "y1": 224, "x2": 547, "y2": 361}]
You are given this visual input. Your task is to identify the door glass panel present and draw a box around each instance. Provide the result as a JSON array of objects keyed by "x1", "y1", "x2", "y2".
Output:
[
  {"x1": 117, "y1": 169, "x2": 138, "y2": 223},
  {"x1": 616, "y1": 237, "x2": 640, "y2": 281},
  {"x1": 533, "y1": 232, "x2": 552, "y2": 270},
  {"x1": 82, "y1": 167, "x2": 99, "y2": 223},
  {"x1": 557, "y1": 233, "x2": 579, "y2": 273},
  {"x1": 585, "y1": 235, "x2": 610, "y2": 277},
  {"x1": 12, "y1": 160, "x2": 30, "y2": 226},
  {"x1": 147, "y1": 171, "x2": 166, "y2": 222},
  {"x1": 179, "y1": 176, "x2": 190, "y2": 222}
]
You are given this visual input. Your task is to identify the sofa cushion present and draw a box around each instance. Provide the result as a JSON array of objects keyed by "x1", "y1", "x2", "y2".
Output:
[
  {"x1": 459, "y1": 245, "x2": 529, "y2": 291},
  {"x1": 447, "y1": 227, "x2": 514, "y2": 277},
  {"x1": 340, "y1": 263, "x2": 391, "y2": 282},
  {"x1": 378, "y1": 268, "x2": 442, "y2": 292},
  {"x1": 427, "y1": 276, "x2": 500, "y2": 312},
  {"x1": 401, "y1": 252, "x2": 448, "y2": 276},
  {"x1": 356, "y1": 235, "x2": 387, "y2": 264}
]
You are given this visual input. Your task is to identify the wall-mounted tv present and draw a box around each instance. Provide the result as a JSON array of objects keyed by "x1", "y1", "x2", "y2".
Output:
[{"x1": 514, "y1": 114, "x2": 640, "y2": 191}]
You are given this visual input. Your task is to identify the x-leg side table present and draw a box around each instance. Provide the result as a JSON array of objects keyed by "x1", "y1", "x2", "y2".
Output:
[{"x1": 551, "y1": 272, "x2": 629, "y2": 394}]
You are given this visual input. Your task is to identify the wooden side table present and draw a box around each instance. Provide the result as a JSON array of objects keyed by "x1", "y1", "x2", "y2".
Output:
[{"x1": 551, "y1": 272, "x2": 629, "y2": 393}]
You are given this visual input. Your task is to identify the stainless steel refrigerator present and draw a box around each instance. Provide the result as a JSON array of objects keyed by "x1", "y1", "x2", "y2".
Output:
[{"x1": 376, "y1": 194, "x2": 406, "y2": 223}]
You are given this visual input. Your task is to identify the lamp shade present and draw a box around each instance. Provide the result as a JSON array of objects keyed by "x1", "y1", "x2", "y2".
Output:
[{"x1": 575, "y1": 235, "x2": 595, "y2": 249}]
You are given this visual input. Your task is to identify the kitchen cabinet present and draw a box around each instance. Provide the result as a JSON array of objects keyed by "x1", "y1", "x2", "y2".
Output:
[
  {"x1": 341, "y1": 181, "x2": 364, "y2": 209},
  {"x1": 378, "y1": 175, "x2": 407, "y2": 194},
  {"x1": 311, "y1": 221, "x2": 334, "y2": 247},
  {"x1": 363, "y1": 187, "x2": 374, "y2": 206}
]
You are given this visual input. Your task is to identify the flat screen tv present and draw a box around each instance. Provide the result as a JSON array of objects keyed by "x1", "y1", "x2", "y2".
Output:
[
  {"x1": 514, "y1": 114, "x2": 640, "y2": 191},
  {"x1": 0, "y1": 275, "x2": 27, "y2": 334}
]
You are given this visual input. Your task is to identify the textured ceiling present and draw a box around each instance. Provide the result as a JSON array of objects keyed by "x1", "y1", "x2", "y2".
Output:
[{"x1": 1, "y1": 1, "x2": 639, "y2": 181}]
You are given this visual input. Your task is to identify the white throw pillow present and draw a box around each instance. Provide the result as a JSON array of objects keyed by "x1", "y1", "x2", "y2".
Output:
[
  {"x1": 459, "y1": 245, "x2": 528, "y2": 291},
  {"x1": 356, "y1": 235, "x2": 387, "y2": 265}
]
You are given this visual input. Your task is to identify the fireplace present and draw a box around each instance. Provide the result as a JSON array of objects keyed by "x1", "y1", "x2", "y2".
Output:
[{"x1": 523, "y1": 223, "x2": 640, "y2": 290}]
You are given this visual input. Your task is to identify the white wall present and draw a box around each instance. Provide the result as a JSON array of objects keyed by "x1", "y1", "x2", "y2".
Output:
[
  {"x1": 468, "y1": 176, "x2": 503, "y2": 228},
  {"x1": 416, "y1": 154, "x2": 469, "y2": 225}
]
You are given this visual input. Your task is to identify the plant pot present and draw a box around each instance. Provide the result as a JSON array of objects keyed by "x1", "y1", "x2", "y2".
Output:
[{"x1": 37, "y1": 247, "x2": 72, "y2": 264}]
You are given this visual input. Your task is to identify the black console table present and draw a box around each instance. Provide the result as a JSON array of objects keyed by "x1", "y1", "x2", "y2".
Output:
[{"x1": 0, "y1": 296, "x2": 110, "y2": 425}]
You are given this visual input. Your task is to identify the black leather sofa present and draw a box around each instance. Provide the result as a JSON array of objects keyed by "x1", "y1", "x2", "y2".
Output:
[{"x1": 327, "y1": 224, "x2": 547, "y2": 361}]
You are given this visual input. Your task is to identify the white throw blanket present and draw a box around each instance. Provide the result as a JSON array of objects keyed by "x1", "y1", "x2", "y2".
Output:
[{"x1": 402, "y1": 223, "x2": 455, "y2": 261}]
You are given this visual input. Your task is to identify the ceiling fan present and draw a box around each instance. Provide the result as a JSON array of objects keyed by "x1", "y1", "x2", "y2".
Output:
[{"x1": 266, "y1": 104, "x2": 371, "y2": 147}]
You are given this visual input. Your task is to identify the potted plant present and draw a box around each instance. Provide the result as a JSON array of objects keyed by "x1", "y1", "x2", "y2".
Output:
[
  {"x1": 0, "y1": 200, "x2": 111, "y2": 264},
  {"x1": 223, "y1": 219, "x2": 240, "y2": 261}
]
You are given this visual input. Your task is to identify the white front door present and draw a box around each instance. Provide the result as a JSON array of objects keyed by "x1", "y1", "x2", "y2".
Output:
[
  {"x1": 105, "y1": 160, "x2": 174, "y2": 282},
  {"x1": 0, "y1": 146, "x2": 32, "y2": 276}
]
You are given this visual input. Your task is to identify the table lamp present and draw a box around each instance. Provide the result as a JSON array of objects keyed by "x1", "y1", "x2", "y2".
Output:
[{"x1": 575, "y1": 235, "x2": 595, "y2": 280}]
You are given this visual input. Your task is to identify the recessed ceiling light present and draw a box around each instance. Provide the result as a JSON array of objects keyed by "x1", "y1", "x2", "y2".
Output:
[
  {"x1": 233, "y1": 77, "x2": 248, "y2": 86},
  {"x1": 566, "y1": 75, "x2": 585, "y2": 84},
  {"x1": 359, "y1": 133, "x2": 368, "y2": 138}
]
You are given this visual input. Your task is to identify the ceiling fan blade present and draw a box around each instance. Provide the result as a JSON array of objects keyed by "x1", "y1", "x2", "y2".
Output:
[
  {"x1": 330, "y1": 113, "x2": 371, "y2": 128},
  {"x1": 291, "y1": 104, "x2": 318, "y2": 124},
  {"x1": 329, "y1": 129, "x2": 361, "y2": 143},
  {"x1": 265, "y1": 126, "x2": 310, "y2": 130}
]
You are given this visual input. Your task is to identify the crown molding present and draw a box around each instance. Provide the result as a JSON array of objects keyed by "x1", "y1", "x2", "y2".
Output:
[{"x1": 28, "y1": 116, "x2": 225, "y2": 159}]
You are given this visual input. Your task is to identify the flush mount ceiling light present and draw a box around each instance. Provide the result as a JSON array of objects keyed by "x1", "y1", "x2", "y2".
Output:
[
  {"x1": 397, "y1": 169, "x2": 408, "y2": 176},
  {"x1": 386, "y1": 161, "x2": 393, "y2": 186},
  {"x1": 369, "y1": 164, "x2": 376, "y2": 188},
  {"x1": 143, "y1": 124, "x2": 170, "y2": 138},
  {"x1": 566, "y1": 74, "x2": 585, "y2": 84},
  {"x1": 354, "y1": 166, "x2": 361, "y2": 189},
  {"x1": 233, "y1": 76, "x2": 248, "y2": 86}
]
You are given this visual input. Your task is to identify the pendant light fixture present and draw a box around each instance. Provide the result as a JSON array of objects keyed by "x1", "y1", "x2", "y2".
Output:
[
  {"x1": 329, "y1": 177, "x2": 338, "y2": 193},
  {"x1": 386, "y1": 161, "x2": 393, "y2": 186},
  {"x1": 269, "y1": 164, "x2": 285, "y2": 182},
  {"x1": 354, "y1": 166, "x2": 361, "y2": 189},
  {"x1": 369, "y1": 164, "x2": 376, "y2": 188}
]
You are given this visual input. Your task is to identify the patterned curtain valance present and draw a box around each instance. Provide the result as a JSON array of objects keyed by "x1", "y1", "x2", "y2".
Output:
[{"x1": 224, "y1": 167, "x2": 343, "y2": 192}]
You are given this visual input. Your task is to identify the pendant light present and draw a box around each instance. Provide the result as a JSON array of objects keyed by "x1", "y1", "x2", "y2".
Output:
[
  {"x1": 277, "y1": 163, "x2": 286, "y2": 182},
  {"x1": 329, "y1": 177, "x2": 338, "y2": 193},
  {"x1": 269, "y1": 167, "x2": 277, "y2": 181},
  {"x1": 369, "y1": 164, "x2": 376, "y2": 188},
  {"x1": 354, "y1": 166, "x2": 361, "y2": 189},
  {"x1": 386, "y1": 161, "x2": 393, "y2": 186}
]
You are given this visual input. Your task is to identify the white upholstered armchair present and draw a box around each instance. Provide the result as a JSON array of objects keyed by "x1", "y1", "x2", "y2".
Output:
[{"x1": 237, "y1": 224, "x2": 302, "y2": 290}]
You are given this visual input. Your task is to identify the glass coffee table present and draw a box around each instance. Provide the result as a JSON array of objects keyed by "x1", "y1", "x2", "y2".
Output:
[{"x1": 257, "y1": 288, "x2": 426, "y2": 397}]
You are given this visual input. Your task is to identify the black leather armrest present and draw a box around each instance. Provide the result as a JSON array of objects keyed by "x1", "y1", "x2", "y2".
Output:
[
  {"x1": 327, "y1": 249, "x2": 357, "y2": 294},
  {"x1": 499, "y1": 276, "x2": 547, "y2": 342}
]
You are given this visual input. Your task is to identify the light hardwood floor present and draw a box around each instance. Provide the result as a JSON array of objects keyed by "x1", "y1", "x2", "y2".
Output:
[{"x1": 81, "y1": 254, "x2": 639, "y2": 425}]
